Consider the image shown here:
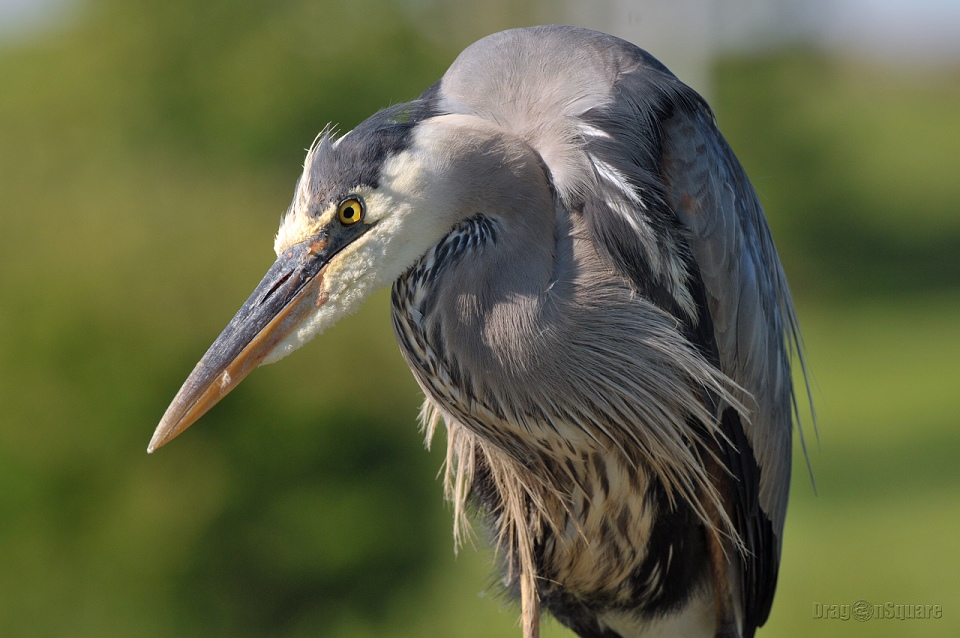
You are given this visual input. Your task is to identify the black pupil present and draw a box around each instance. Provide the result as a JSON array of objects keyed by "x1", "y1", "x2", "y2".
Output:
[{"x1": 343, "y1": 205, "x2": 356, "y2": 219}]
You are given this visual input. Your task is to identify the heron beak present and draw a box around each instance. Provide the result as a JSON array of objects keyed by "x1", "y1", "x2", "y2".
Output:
[{"x1": 148, "y1": 236, "x2": 332, "y2": 453}]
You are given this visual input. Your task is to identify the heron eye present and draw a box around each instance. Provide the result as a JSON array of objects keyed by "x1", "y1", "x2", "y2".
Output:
[{"x1": 337, "y1": 197, "x2": 364, "y2": 225}]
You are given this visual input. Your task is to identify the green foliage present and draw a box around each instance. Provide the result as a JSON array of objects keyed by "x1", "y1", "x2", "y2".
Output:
[
  {"x1": 714, "y1": 51, "x2": 960, "y2": 299},
  {"x1": 714, "y1": 52, "x2": 960, "y2": 638},
  {"x1": 1, "y1": 4, "x2": 958, "y2": 637},
  {"x1": 83, "y1": 0, "x2": 450, "y2": 166},
  {"x1": 175, "y1": 407, "x2": 442, "y2": 636},
  {"x1": 0, "y1": 2, "x2": 454, "y2": 635}
]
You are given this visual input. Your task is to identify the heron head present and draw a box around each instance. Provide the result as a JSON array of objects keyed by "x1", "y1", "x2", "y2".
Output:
[{"x1": 149, "y1": 103, "x2": 525, "y2": 452}]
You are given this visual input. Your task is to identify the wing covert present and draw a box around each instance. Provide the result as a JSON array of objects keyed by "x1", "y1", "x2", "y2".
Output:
[{"x1": 574, "y1": 45, "x2": 807, "y2": 634}]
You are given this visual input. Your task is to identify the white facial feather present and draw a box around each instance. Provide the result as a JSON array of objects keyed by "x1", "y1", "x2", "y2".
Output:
[{"x1": 262, "y1": 118, "x2": 480, "y2": 364}]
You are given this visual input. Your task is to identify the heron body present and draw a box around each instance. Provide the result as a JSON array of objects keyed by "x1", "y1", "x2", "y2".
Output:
[{"x1": 151, "y1": 26, "x2": 807, "y2": 638}]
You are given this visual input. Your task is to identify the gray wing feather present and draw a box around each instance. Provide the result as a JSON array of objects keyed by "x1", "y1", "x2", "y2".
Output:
[
  {"x1": 567, "y1": 34, "x2": 799, "y2": 534},
  {"x1": 572, "y1": 34, "x2": 806, "y2": 633},
  {"x1": 660, "y1": 105, "x2": 798, "y2": 534},
  {"x1": 659, "y1": 109, "x2": 806, "y2": 632}
]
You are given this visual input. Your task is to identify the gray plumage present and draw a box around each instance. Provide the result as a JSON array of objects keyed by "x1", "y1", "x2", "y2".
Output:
[{"x1": 151, "y1": 25, "x2": 809, "y2": 638}]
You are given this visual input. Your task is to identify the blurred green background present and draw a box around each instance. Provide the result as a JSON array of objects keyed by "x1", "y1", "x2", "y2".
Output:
[{"x1": 1, "y1": 1, "x2": 957, "y2": 636}]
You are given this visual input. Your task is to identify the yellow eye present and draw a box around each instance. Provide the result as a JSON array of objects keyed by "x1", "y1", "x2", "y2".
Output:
[{"x1": 337, "y1": 197, "x2": 364, "y2": 225}]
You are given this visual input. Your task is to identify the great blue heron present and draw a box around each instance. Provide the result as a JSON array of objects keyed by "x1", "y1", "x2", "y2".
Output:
[{"x1": 150, "y1": 26, "x2": 809, "y2": 638}]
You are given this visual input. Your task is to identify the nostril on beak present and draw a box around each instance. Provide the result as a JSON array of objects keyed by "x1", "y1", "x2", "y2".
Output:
[{"x1": 260, "y1": 270, "x2": 294, "y2": 305}]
